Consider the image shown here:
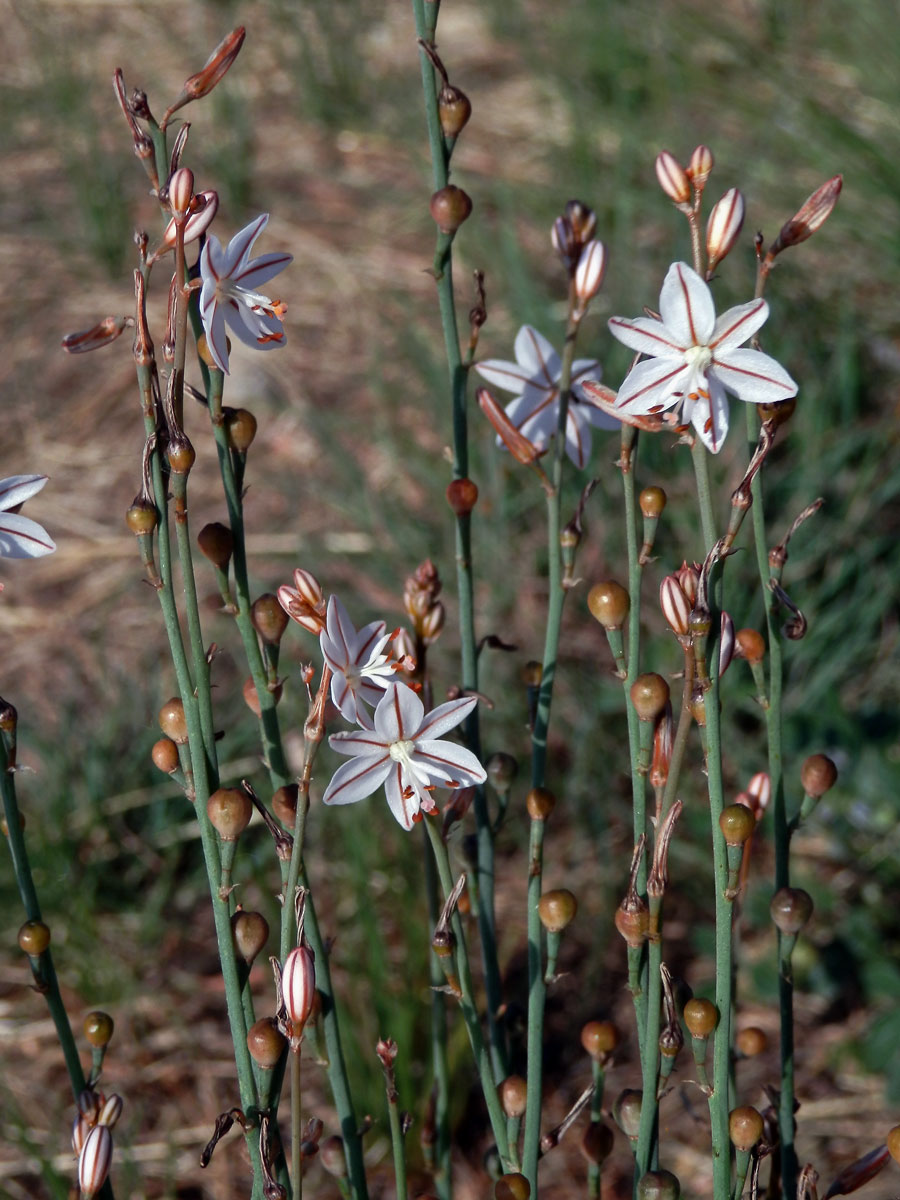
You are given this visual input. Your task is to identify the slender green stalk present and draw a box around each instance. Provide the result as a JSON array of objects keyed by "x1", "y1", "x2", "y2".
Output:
[
  {"x1": 634, "y1": 937, "x2": 662, "y2": 1177},
  {"x1": 384, "y1": 1072, "x2": 409, "y2": 1200},
  {"x1": 423, "y1": 826, "x2": 452, "y2": 1199},
  {"x1": 291, "y1": 1050, "x2": 303, "y2": 1200}
]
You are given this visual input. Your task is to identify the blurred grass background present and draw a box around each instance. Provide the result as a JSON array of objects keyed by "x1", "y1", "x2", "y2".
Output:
[{"x1": 1, "y1": 0, "x2": 899, "y2": 1196}]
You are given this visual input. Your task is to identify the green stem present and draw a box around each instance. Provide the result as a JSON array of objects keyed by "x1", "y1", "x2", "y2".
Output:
[
  {"x1": 423, "y1": 826, "x2": 452, "y2": 1198},
  {"x1": 292, "y1": 1050, "x2": 302, "y2": 1200},
  {"x1": 385, "y1": 1078, "x2": 409, "y2": 1200},
  {"x1": 634, "y1": 934, "x2": 662, "y2": 1177}
]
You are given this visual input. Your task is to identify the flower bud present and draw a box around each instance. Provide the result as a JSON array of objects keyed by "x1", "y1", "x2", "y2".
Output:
[
  {"x1": 706, "y1": 188, "x2": 745, "y2": 271},
  {"x1": 224, "y1": 407, "x2": 257, "y2": 452},
  {"x1": 676, "y1": 561, "x2": 700, "y2": 604},
  {"x1": 526, "y1": 786, "x2": 556, "y2": 820},
  {"x1": 98, "y1": 1094, "x2": 124, "y2": 1129},
  {"x1": 801, "y1": 753, "x2": 837, "y2": 798},
  {"x1": 282, "y1": 945, "x2": 316, "y2": 1034},
  {"x1": 538, "y1": 888, "x2": 577, "y2": 932},
  {"x1": 151, "y1": 191, "x2": 220, "y2": 262},
  {"x1": 736, "y1": 1026, "x2": 768, "y2": 1056},
  {"x1": 637, "y1": 1170, "x2": 681, "y2": 1200},
  {"x1": 207, "y1": 787, "x2": 253, "y2": 840},
  {"x1": 18, "y1": 920, "x2": 50, "y2": 956},
  {"x1": 232, "y1": 909, "x2": 269, "y2": 964},
  {"x1": 587, "y1": 580, "x2": 629, "y2": 630},
  {"x1": 551, "y1": 216, "x2": 578, "y2": 269},
  {"x1": 630, "y1": 673, "x2": 670, "y2": 722},
  {"x1": 421, "y1": 601, "x2": 445, "y2": 643},
  {"x1": 719, "y1": 610, "x2": 736, "y2": 676},
  {"x1": 78, "y1": 1124, "x2": 113, "y2": 1198},
  {"x1": 247, "y1": 1017, "x2": 287, "y2": 1069},
  {"x1": 446, "y1": 477, "x2": 478, "y2": 516},
  {"x1": 655, "y1": 151, "x2": 691, "y2": 205},
  {"x1": 477, "y1": 387, "x2": 542, "y2": 466},
  {"x1": 683, "y1": 997, "x2": 718, "y2": 1037},
  {"x1": 687, "y1": 144, "x2": 714, "y2": 184},
  {"x1": 729, "y1": 1105, "x2": 764, "y2": 1152},
  {"x1": 430, "y1": 185, "x2": 473, "y2": 235},
  {"x1": 770, "y1": 886, "x2": 813, "y2": 935},
  {"x1": 574, "y1": 239, "x2": 607, "y2": 307},
  {"x1": 62, "y1": 315, "x2": 130, "y2": 354},
  {"x1": 183, "y1": 27, "x2": 246, "y2": 101},
  {"x1": 566, "y1": 200, "x2": 597, "y2": 244},
  {"x1": 72, "y1": 1113, "x2": 91, "y2": 1156},
  {"x1": 660, "y1": 575, "x2": 692, "y2": 637},
  {"x1": 580, "y1": 1019, "x2": 618, "y2": 1060},
  {"x1": 252, "y1": 593, "x2": 290, "y2": 644},
  {"x1": 770, "y1": 175, "x2": 842, "y2": 255},
  {"x1": 77, "y1": 1088, "x2": 103, "y2": 1122},
  {"x1": 498, "y1": 1075, "x2": 527, "y2": 1119},
  {"x1": 84, "y1": 1011, "x2": 115, "y2": 1048},
  {"x1": 168, "y1": 167, "x2": 194, "y2": 219}
]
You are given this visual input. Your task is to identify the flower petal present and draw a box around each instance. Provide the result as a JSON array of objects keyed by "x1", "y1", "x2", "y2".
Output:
[
  {"x1": 0, "y1": 475, "x2": 49, "y2": 510},
  {"x1": 413, "y1": 740, "x2": 487, "y2": 786},
  {"x1": 690, "y1": 380, "x2": 730, "y2": 454},
  {"x1": 564, "y1": 406, "x2": 590, "y2": 469},
  {"x1": 328, "y1": 727, "x2": 390, "y2": 758},
  {"x1": 659, "y1": 262, "x2": 716, "y2": 346},
  {"x1": 475, "y1": 357, "x2": 540, "y2": 397},
  {"x1": 221, "y1": 213, "x2": 269, "y2": 274},
  {"x1": 383, "y1": 764, "x2": 419, "y2": 830},
  {"x1": 374, "y1": 683, "x2": 424, "y2": 743},
  {"x1": 322, "y1": 753, "x2": 392, "y2": 806},
  {"x1": 608, "y1": 315, "x2": 686, "y2": 359},
  {"x1": 514, "y1": 325, "x2": 561, "y2": 381},
  {"x1": 710, "y1": 298, "x2": 769, "y2": 351},
  {"x1": 712, "y1": 348, "x2": 798, "y2": 404},
  {"x1": 233, "y1": 251, "x2": 294, "y2": 291},
  {"x1": 416, "y1": 694, "x2": 477, "y2": 741},
  {"x1": 0, "y1": 514, "x2": 55, "y2": 558},
  {"x1": 615, "y1": 357, "x2": 690, "y2": 412},
  {"x1": 204, "y1": 302, "x2": 231, "y2": 372}
]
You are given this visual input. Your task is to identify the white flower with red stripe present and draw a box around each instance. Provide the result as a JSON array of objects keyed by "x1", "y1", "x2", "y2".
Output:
[
  {"x1": 608, "y1": 262, "x2": 798, "y2": 453},
  {"x1": 320, "y1": 594, "x2": 396, "y2": 723},
  {"x1": 322, "y1": 683, "x2": 486, "y2": 830},
  {"x1": 199, "y1": 213, "x2": 292, "y2": 373},
  {"x1": 475, "y1": 325, "x2": 618, "y2": 469},
  {"x1": 0, "y1": 475, "x2": 55, "y2": 560}
]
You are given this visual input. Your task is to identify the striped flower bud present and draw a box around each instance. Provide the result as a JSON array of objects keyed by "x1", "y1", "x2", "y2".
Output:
[
  {"x1": 676, "y1": 561, "x2": 700, "y2": 605},
  {"x1": 168, "y1": 167, "x2": 194, "y2": 219},
  {"x1": 655, "y1": 151, "x2": 691, "y2": 205},
  {"x1": 61, "y1": 315, "x2": 130, "y2": 354},
  {"x1": 770, "y1": 175, "x2": 842, "y2": 255},
  {"x1": 660, "y1": 574, "x2": 691, "y2": 637},
  {"x1": 706, "y1": 188, "x2": 745, "y2": 272},
  {"x1": 719, "y1": 610, "x2": 736, "y2": 676},
  {"x1": 282, "y1": 945, "x2": 316, "y2": 1036},
  {"x1": 98, "y1": 1094, "x2": 124, "y2": 1129},
  {"x1": 72, "y1": 1113, "x2": 91, "y2": 1156},
  {"x1": 745, "y1": 771, "x2": 771, "y2": 816},
  {"x1": 574, "y1": 239, "x2": 607, "y2": 308},
  {"x1": 687, "y1": 144, "x2": 714, "y2": 184},
  {"x1": 78, "y1": 1125, "x2": 113, "y2": 1198}
]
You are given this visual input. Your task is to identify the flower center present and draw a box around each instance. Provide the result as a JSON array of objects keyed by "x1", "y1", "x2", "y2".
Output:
[
  {"x1": 389, "y1": 738, "x2": 416, "y2": 764},
  {"x1": 217, "y1": 279, "x2": 287, "y2": 322},
  {"x1": 683, "y1": 343, "x2": 713, "y2": 373}
]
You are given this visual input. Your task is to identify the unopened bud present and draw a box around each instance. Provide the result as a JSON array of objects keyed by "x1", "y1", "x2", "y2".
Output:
[
  {"x1": 62, "y1": 315, "x2": 130, "y2": 354},
  {"x1": 566, "y1": 200, "x2": 597, "y2": 244},
  {"x1": 183, "y1": 27, "x2": 246, "y2": 101},
  {"x1": 551, "y1": 216, "x2": 578, "y2": 269},
  {"x1": 719, "y1": 610, "x2": 736, "y2": 676},
  {"x1": 574, "y1": 239, "x2": 607, "y2": 307},
  {"x1": 78, "y1": 1125, "x2": 113, "y2": 1198},
  {"x1": 745, "y1": 771, "x2": 771, "y2": 815},
  {"x1": 687, "y1": 144, "x2": 714, "y2": 184},
  {"x1": 676, "y1": 561, "x2": 700, "y2": 604},
  {"x1": 151, "y1": 190, "x2": 219, "y2": 261},
  {"x1": 655, "y1": 151, "x2": 691, "y2": 205},
  {"x1": 770, "y1": 175, "x2": 842, "y2": 256},
  {"x1": 660, "y1": 575, "x2": 691, "y2": 637},
  {"x1": 706, "y1": 187, "x2": 745, "y2": 271},
  {"x1": 168, "y1": 167, "x2": 194, "y2": 218},
  {"x1": 98, "y1": 1094, "x2": 124, "y2": 1129},
  {"x1": 282, "y1": 945, "x2": 316, "y2": 1035},
  {"x1": 421, "y1": 601, "x2": 445, "y2": 643},
  {"x1": 477, "y1": 387, "x2": 542, "y2": 466}
]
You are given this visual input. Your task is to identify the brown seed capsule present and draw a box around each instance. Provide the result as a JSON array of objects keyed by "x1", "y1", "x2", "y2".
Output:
[
  {"x1": 637, "y1": 1169, "x2": 681, "y2": 1200},
  {"x1": 613, "y1": 1089, "x2": 643, "y2": 1138},
  {"x1": 272, "y1": 783, "x2": 299, "y2": 827},
  {"x1": 430, "y1": 185, "x2": 473, "y2": 235},
  {"x1": 615, "y1": 898, "x2": 649, "y2": 949},
  {"x1": 757, "y1": 396, "x2": 796, "y2": 426},
  {"x1": 683, "y1": 997, "x2": 718, "y2": 1038},
  {"x1": 232, "y1": 909, "x2": 269, "y2": 964},
  {"x1": 887, "y1": 1124, "x2": 900, "y2": 1165},
  {"x1": 18, "y1": 920, "x2": 51, "y2": 956},
  {"x1": 587, "y1": 580, "x2": 630, "y2": 630},
  {"x1": 580, "y1": 1120, "x2": 614, "y2": 1165},
  {"x1": 639, "y1": 486, "x2": 667, "y2": 519},
  {"x1": 252, "y1": 593, "x2": 290, "y2": 644},
  {"x1": 495, "y1": 1173, "x2": 530, "y2": 1200},
  {"x1": 446, "y1": 477, "x2": 479, "y2": 516},
  {"x1": 498, "y1": 1075, "x2": 527, "y2": 1118},
  {"x1": 538, "y1": 889, "x2": 577, "y2": 932},
  {"x1": 438, "y1": 85, "x2": 472, "y2": 137},
  {"x1": 526, "y1": 787, "x2": 556, "y2": 821},
  {"x1": 207, "y1": 787, "x2": 253, "y2": 840},
  {"x1": 770, "y1": 887, "x2": 813, "y2": 935},
  {"x1": 83, "y1": 1011, "x2": 115, "y2": 1048},
  {"x1": 735, "y1": 627, "x2": 765, "y2": 664},
  {"x1": 242, "y1": 676, "x2": 283, "y2": 717},
  {"x1": 151, "y1": 738, "x2": 180, "y2": 774},
  {"x1": 729, "y1": 1105, "x2": 764, "y2": 1152},
  {"x1": 630, "y1": 673, "x2": 670, "y2": 722},
  {"x1": 247, "y1": 1017, "x2": 286, "y2": 1069},
  {"x1": 801, "y1": 754, "x2": 837, "y2": 798},
  {"x1": 719, "y1": 803, "x2": 756, "y2": 846},
  {"x1": 319, "y1": 1135, "x2": 347, "y2": 1177},
  {"x1": 167, "y1": 435, "x2": 196, "y2": 475},
  {"x1": 736, "y1": 1026, "x2": 768, "y2": 1057},
  {"x1": 197, "y1": 522, "x2": 234, "y2": 570},
  {"x1": 224, "y1": 406, "x2": 258, "y2": 452},
  {"x1": 158, "y1": 697, "x2": 188, "y2": 743},
  {"x1": 580, "y1": 1019, "x2": 618, "y2": 1060},
  {"x1": 521, "y1": 660, "x2": 543, "y2": 687},
  {"x1": 125, "y1": 498, "x2": 158, "y2": 536}
]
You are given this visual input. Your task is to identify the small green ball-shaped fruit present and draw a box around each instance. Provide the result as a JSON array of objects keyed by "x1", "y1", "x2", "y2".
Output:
[
  {"x1": 526, "y1": 787, "x2": 556, "y2": 821},
  {"x1": 538, "y1": 889, "x2": 578, "y2": 933},
  {"x1": 630, "y1": 673, "x2": 670, "y2": 722},
  {"x1": 158, "y1": 697, "x2": 188, "y2": 744},
  {"x1": 729, "y1": 1105, "x2": 764, "y2": 1151},
  {"x1": 224, "y1": 407, "x2": 258, "y2": 452},
  {"x1": 613, "y1": 1088, "x2": 643, "y2": 1138},
  {"x1": 801, "y1": 754, "x2": 838, "y2": 798},
  {"x1": 639, "y1": 486, "x2": 667, "y2": 519},
  {"x1": 18, "y1": 920, "x2": 51, "y2": 956},
  {"x1": 580, "y1": 1120, "x2": 614, "y2": 1165},
  {"x1": 770, "y1": 887, "x2": 813, "y2": 935},
  {"x1": 207, "y1": 787, "x2": 253, "y2": 841},
  {"x1": 246, "y1": 1017, "x2": 286, "y2": 1069},
  {"x1": 232, "y1": 910, "x2": 270, "y2": 965},
  {"x1": 83, "y1": 1011, "x2": 115, "y2": 1049},
  {"x1": 637, "y1": 1169, "x2": 681, "y2": 1200},
  {"x1": 494, "y1": 1173, "x2": 530, "y2": 1200},
  {"x1": 151, "y1": 737, "x2": 180, "y2": 774},
  {"x1": 587, "y1": 580, "x2": 629, "y2": 630},
  {"x1": 196, "y1": 522, "x2": 234, "y2": 570},
  {"x1": 498, "y1": 1075, "x2": 527, "y2": 1118},
  {"x1": 719, "y1": 803, "x2": 756, "y2": 846},
  {"x1": 251, "y1": 593, "x2": 289, "y2": 645},
  {"x1": 580, "y1": 1019, "x2": 619, "y2": 1060},
  {"x1": 887, "y1": 1124, "x2": 900, "y2": 1165},
  {"x1": 683, "y1": 997, "x2": 718, "y2": 1038},
  {"x1": 736, "y1": 1026, "x2": 768, "y2": 1057}
]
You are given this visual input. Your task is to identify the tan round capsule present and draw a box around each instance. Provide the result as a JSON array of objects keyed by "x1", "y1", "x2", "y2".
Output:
[
  {"x1": 158, "y1": 697, "x2": 188, "y2": 743},
  {"x1": 683, "y1": 997, "x2": 718, "y2": 1038},
  {"x1": 587, "y1": 580, "x2": 629, "y2": 630}
]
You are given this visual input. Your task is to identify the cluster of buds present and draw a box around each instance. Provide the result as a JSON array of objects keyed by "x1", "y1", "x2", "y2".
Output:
[
  {"x1": 659, "y1": 561, "x2": 736, "y2": 678},
  {"x1": 655, "y1": 146, "x2": 747, "y2": 274},
  {"x1": 403, "y1": 559, "x2": 445, "y2": 645},
  {"x1": 551, "y1": 200, "x2": 607, "y2": 315},
  {"x1": 72, "y1": 1086, "x2": 123, "y2": 1198},
  {"x1": 277, "y1": 568, "x2": 327, "y2": 636}
]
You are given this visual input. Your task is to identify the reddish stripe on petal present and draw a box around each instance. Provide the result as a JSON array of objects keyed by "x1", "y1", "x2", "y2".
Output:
[
  {"x1": 608, "y1": 318, "x2": 684, "y2": 356},
  {"x1": 675, "y1": 264, "x2": 701, "y2": 345},
  {"x1": 618, "y1": 361, "x2": 685, "y2": 408},
  {"x1": 709, "y1": 301, "x2": 766, "y2": 349}
]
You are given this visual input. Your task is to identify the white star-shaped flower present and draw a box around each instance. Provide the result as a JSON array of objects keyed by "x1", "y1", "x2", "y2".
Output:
[
  {"x1": 607, "y1": 261, "x2": 798, "y2": 453},
  {"x1": 199, "y1": 213, "x2": 292, "y2": 373},
  {"x1": 0, "y1": 475, "x2": 55, "y2": 560},
  {"x1": 322, "y1": 683, "x2": 486, "y2": 830},
  {"x1": 475, "y1": 325, "x2": 618, "y2": 469},
  {"x1": 320, "y1": 595, "x2": 396, "y2": 724}
]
